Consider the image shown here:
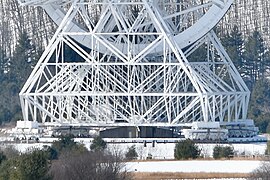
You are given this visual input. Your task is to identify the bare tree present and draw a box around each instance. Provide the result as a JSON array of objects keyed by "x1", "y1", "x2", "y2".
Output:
[
  {"x1": 0, "y1": 0, "x2": 56, "y2": 59},
  {"x1": 250, "y1": 160, "x2": 270, "y2": 179},
  {"x1": 49, "y1": 151, "x2": 131, "y2": 180}
]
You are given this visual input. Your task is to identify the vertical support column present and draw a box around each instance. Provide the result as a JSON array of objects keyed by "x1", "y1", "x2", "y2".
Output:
[
  {"x1": 42, "y1": 95, "x2": 46, "y2": 123},
  {"x1": 34, "y1": 96, "x2": 37, "y2": 122},
  {"x1": 235, "y1": 94, "x2": 238, "y2": 121},
  {"x1": 212, "y1": 95, "x2": 216, "y2": 122},
  {"x1": 24, "y1": 98, "x2": 29, "y2": 121},
  {"x1": 204, "y1": 95, "x2": 209, "y2": 122},
  {"x1": 227, "y1": 95, "x2": 231, "y2": 122}
]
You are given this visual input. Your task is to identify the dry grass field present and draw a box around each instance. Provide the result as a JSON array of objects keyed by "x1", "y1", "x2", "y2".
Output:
[{"x1": 130, "y1": 172, "x2": 250, "y2": 179}]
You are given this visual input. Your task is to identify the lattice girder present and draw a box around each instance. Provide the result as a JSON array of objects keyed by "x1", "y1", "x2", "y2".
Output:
[{"x1": 19, "y1": 0, "x2": 249, "y2": 127}]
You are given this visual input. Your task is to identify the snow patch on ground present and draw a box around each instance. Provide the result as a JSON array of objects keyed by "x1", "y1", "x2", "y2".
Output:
[{"x1": 126, "y1": 160, "x2": 261, "y2": 173}]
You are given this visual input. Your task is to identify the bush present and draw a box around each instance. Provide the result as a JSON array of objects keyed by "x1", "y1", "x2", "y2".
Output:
[
  {"x1": 125, "y1": 145, "x2": 138, "y2": 160},
  {"x1": 50, "y1": 135, "x2": 87, "y2": 159},
  {"x1": 0, "y1": 152, "x2": 6, "y2": 165},
  {"x1": 213, "y1": 145, "x2": 222, "y2": 159},
  {"x1": 0, "y1": 149, "x2": 51, "y2": 180},
  {"x1": 1, "y1": 146, "x2": 19, "y2": 159},
  {"x1": 90, "y1": 136, "x2": 107, "y2": 152},
  {"x1": 174, "y1": 139, "x2": 200, "y2": 160},
  {"x1": 213, "y1": 145, "x2": 234, "y2": 159},
  {"x1": 265, "y1": 141, "x2": 270, "y2": 155}
]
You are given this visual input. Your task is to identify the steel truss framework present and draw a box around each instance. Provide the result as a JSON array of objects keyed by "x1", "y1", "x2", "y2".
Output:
[{"x1": 18, "y1": 0, "x2": 250, "y2": 127}]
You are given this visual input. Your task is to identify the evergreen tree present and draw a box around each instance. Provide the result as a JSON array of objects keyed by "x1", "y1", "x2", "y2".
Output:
[
  {"x1": 0, "y1": 149, "x2": 51, "y2": 180},
  {"x1": 221, "y1": 25, "x2": 245, "y2": 75},
  {"x1": 0, "y1": 49, "x2": 8, "y2": 76},
  {"x1": 213, "y1": 145, "x2": 234, "y2": 159},
  {"x1": 11, "y1": 31, "x2": 33, "y2": 84},
  {"x1": 50, "y1": 135, "x2": 87, "y2": 159},
  {"x1": 0, "y1": 151, "x2": 6, "y2": 165},
  {"x1": 244, "y1": 30, "x2": 270, "y2": 88},
  {"x1": 0, "y1": 31, "x2": 41, "y2": 123},
  {"x1": 187, "y1": 43, "x2": 208, "y2": 62},
  {"x1": 174, "y1": 139, "x2": 200, "y2": 160},
  {"x1": 90, "y1": 136, "x2": 107, "y2": 152},
  {"x1": 125, "y1": 145, "x2": 138, "y2": 160},
  {"x1": 249, "y1": 79, "x2": 270, "y2": 133},
  {"x1": 265, "y1": 141, "x2": 270, "y2": 155}
]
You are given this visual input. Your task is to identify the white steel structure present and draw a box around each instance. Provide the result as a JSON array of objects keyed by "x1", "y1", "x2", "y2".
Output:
[{"x1": 18, "y1": 0, "x2": 250, "y2": 127}]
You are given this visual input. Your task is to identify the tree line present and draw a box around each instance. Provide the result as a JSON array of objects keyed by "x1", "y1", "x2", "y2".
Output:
[
  {"x1": 0, "y1": 137, "x2": 235, "y2": 179},
  {"x1": 220, "y1": 26, "x2": 270, "y2": 133},
  {"x1": 0, "y1": 0, "x2": 55, "y2": 124},
  {"x1": 0, "y1": 135, "x2": 130, "y2": 180}
]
